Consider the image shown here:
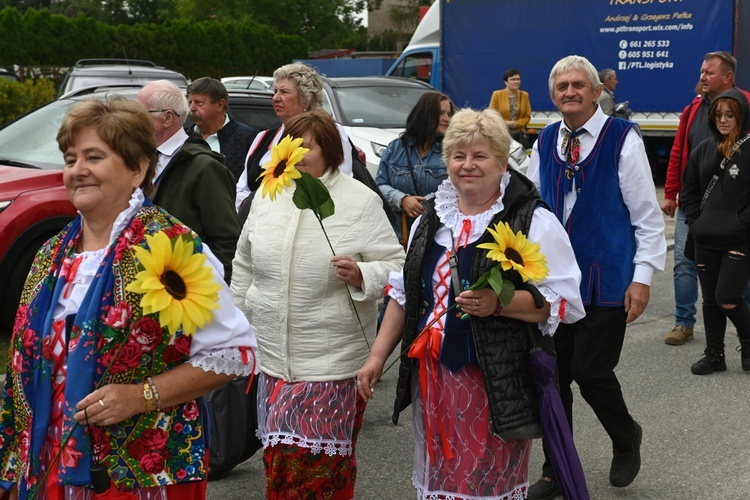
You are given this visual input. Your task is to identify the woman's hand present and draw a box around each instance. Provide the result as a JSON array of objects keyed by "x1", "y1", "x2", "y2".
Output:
[
  {"x1": 401, "y1": 195, "x2": 426, "y2": 218},
  {"x1": 357, "y1": 355, "x2": 386, "y2": 401},
  {"x1": 456, "y1": 289, "x2": 500, "y2": 317},
  {"x1": 506, "y1": 120, "x2": 518, "y2": 130},
  {"x1": 73, "y1": 383, "x2": 143, "y2": 427},
  {"x1": 332, "y1": 255, "x2": 363, "y2": 288}
]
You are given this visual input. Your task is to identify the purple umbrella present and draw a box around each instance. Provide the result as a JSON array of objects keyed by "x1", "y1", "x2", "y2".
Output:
[
  {"x1": 523, "y1": 284, "x2": 589, "y2": 500},
  {"x1": 528, "y1": 346, "x2": 589, "y2": 500}
]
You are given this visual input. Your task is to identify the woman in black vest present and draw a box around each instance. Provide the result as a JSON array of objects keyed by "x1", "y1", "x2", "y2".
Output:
[{"x1": 356, "y1": 108, "x2": 585, "y2": 499}]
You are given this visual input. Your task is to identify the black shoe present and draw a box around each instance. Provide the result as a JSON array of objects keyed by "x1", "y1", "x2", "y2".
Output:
[
  {"x1": 526, "y1": 476, "x2": 561, "y2": 500},
  {"x1": 610, "y1": 421, "x2": 642, "y2": 487},
  {"x1": 738, "y1": 343, "x2": 750, "y2": 371},
  {"x1": 691, "y1": 348, "x2": 727, "y2": 375}
]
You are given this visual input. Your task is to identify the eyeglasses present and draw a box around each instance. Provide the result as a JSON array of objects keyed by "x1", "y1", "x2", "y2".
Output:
[
  {"x1": 148, "y1": 109, "x2": 181, "y2": 117},
  {"x1": 507, "y1": 77, "x2": 521, "y2": 81}
]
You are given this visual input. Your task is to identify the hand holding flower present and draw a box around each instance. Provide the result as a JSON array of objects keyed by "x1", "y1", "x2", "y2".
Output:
[
  {"x1": 455, "y1": 289, "x2": 501, "y2": 318},
  {"x1": 332, "y1": 255, "x2": 363, "y2": 288}
]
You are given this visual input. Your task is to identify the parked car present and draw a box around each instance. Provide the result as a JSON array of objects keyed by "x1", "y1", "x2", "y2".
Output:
[
  {"x1": 0, "y1": 85, "x2": 275, "y2": 330},
  {"x1": 0, "y1": 69, "x2": 18, "y2": 82},
  {"x1": 221, "y1": 75, "x2": 275, "y2": 91},
  {"x1": 57, "y1": 59, "x2": 189, "y2": 98},
  {"x1": 315, "y1": 76, "x2": 529, "y2": 177}
]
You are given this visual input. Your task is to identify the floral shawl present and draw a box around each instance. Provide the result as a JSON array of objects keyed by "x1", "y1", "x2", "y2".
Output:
[{"x1": 0, "y1": 203, "x2": 208, "y2": 496}]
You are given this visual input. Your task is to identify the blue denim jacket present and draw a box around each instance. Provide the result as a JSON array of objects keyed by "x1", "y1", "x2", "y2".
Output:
[{"x1": 375, "y1": 136, "x2": 447, "y2": 214}]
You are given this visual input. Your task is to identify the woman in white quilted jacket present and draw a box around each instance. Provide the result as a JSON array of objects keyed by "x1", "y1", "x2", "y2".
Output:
[{"x1": 231, "y1": 109, "x2": 404, "y2": 499}]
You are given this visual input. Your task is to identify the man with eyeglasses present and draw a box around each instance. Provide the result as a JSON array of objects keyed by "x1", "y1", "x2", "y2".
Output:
[
  {"x1": 137, "y1": 80, "x2": 240, "y2": 283},
  {"x1": 187, "y1": 77, "x2": 258, "y2": 181},
  {"x1": 661, "y1": 51, "x2": 750, "y2": 346}
]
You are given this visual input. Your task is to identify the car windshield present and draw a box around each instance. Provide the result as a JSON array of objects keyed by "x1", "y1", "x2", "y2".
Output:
[
  {"x1": 331, "y1": 85, "x2": 430, "y2": 128},
  {"x1": 0, "y1": 99, "x2": 73, "y2": 170}
]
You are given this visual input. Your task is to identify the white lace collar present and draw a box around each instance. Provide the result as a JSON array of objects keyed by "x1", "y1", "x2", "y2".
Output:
[
  {"x1": 77, "y1": 188, "x2": 145, "y2": 256},
  {"x1": 434, "y1": 173, "x2": 511, "y2": 242}
]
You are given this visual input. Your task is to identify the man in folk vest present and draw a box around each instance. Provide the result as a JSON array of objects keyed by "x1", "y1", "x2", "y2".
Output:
[{"x1": 525, "y1": 55, "x2": 666, "y2": 499}]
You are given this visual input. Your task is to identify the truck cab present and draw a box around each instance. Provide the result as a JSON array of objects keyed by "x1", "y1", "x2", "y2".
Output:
[{"x1": 385, "y1": 1, "x2": 440, "y2": 89}]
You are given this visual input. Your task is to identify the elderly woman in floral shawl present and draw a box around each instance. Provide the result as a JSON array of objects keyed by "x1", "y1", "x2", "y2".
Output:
[{"x1": 0, "y1": 98, "x2": 257, "y2": 499}]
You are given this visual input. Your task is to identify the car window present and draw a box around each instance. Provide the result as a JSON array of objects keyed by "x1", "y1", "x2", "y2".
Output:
[
  {"x1": 228, "y1": 104, "x2": 280, "y2": 131},
  {"x1": 0, "y1": 99, "x2": 71, "y2": 170},
  {"x1": 331, "y1": 85, "x2": 430, "y2": 128},
  {"x1": 389, "y1": 52, "x2": 434, "y2": 85}
]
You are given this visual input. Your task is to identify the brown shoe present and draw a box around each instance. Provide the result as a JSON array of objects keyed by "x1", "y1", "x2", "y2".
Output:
[{"x1": 665, "y1": 325, "x2": 694, "y2": 345}]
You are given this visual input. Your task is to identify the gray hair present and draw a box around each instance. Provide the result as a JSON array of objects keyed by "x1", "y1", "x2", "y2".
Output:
[
  {"x1": 273, "y1": 62, "x2": 324, "y2": 110},
  {"x1": 143, "y1": 79, "x2": 189, "y2": 125},
  {"x1": 442, "y1": 108, "x2": 511, "y2": 168},
  {"x1": 598, "y1": 68, "x2": 616, "y2": 83},
  {"x1": 548, "y1": 55, "x2": 601, "y2": 100}
]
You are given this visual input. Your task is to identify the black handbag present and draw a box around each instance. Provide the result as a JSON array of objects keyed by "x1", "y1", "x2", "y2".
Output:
[{"x1": 206, "y1": 375, "x2": 262, "y2": 480}]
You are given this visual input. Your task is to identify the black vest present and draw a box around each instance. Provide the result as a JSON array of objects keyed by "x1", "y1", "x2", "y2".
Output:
[{"x1": 393, "y1": 172, "x2": 552, "y2": 437}]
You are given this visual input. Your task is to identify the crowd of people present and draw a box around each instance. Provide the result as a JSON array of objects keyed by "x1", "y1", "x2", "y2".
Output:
[{"x1": 0, "y1": 49, "x2": 748, "y2": 500}]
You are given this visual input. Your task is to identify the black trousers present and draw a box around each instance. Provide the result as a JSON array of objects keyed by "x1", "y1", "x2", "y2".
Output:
[
  {"x1": 695, "y1": 243, "x2": 750, "y2": 350},
  {"x1": 541, "y1": 305, "x2": 637, "y2": 479}
]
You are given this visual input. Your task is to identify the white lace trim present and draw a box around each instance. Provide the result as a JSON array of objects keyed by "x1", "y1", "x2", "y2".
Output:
[
  {"x1": 188, "y1": 347, "x2": 254, "y2": 376},
  {"x1": 536, "y1": 284, "x2": 562, "y2": 337},
  {"x1": 259, "y1": 432, "x2": 354, "y2": 457},
  {"x1": 413, "y1": 472, "x2": 529, "y2": 500},
  {"x1": 433, "y1": 174, "x2": 510, "y2": 242}
]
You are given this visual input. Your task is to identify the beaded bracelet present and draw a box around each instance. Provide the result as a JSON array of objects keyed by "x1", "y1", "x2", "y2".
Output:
[
  {"x1": 146, "y1": 376, "x2": 162, "y2": 411},
  {"x1": 494, "y1": 298, "x2": 504, "y2": 317}
]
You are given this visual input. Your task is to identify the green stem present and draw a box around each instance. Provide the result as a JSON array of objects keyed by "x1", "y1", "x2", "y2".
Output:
[
  {"x1": 380, "y1": 302, "x2": 461, "y2": 378},
  {"x1": 315, "y1": 214, "x2": 371, "y2": 351}
]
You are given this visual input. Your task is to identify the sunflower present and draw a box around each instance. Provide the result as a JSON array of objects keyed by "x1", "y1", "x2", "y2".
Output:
[
  {"x1": 477, "y1": 221, "x2": 549, "y2": 283},
  {"x1": 256, "y1": 135, "x2": 309, "y2": 201},
  {"x1": 126, "y1": 232, "x2": 221, "y2": 336}
]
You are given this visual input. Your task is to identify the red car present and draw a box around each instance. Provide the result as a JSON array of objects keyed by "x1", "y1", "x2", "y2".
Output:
[{"x1": 0, "y1": 85, "x2": 278, "y2": 330}]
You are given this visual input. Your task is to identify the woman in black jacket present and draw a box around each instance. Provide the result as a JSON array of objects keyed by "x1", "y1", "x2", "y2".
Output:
[{"x1": 681, "y1": 87, "x2": 750, "y2": 374}]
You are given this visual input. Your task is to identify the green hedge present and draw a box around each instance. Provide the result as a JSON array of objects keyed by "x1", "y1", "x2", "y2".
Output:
[
  {"x1": 0, "y1": 7, "x2": 310, "y2": 79},
  {"x1": 0, "y1": 78, "x2": 56, "y2": 125}
]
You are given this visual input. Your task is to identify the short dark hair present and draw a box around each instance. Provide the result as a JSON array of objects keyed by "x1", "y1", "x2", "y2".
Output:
[
  {"x1": 57, "y1": 98, "x2": 156, "y2": 197},
  {"x1": 503, "y1": 68, "x2": 521, "y2": 82},
  {"x1": 186, "y1": 77, "x2": 228, "y2": 103},
  {"x1": 705, "y1": 51, "x2": 737, "y2": 75},
  {"x1": 285, "y1": 110, "x2": 344, "y2": 172},
  {"x1": 402, "y1": 91, "x2": 455, "y2": 150}
]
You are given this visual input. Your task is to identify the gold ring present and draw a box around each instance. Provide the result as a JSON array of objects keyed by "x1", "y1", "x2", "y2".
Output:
[
  {"x1": 475, "y1": 299, "x2": 479, "y2": 306},
  {"x1": 99, "y1": 399, "x2": 104, "y2": 408}
]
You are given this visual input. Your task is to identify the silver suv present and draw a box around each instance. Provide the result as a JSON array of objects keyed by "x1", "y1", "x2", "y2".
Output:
[{"x1": 57, "y1": 59, "x2": 189, "y2": 98}]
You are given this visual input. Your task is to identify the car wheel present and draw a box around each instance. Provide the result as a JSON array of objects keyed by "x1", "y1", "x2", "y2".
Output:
[{"x1": 0, "y1": 236, "x2": 48, "y2": 332}]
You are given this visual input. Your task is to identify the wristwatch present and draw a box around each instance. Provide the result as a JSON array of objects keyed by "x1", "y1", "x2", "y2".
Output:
[{"x1": 143, "y1": 381, "x2": 155, "y2": 413}]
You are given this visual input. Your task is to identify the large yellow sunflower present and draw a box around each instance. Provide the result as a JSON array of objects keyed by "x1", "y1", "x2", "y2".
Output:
[
  {"x1": 256, "y1": 135, "x2": 309, "y2": 201},
  {"x1": 126, "y1": 232, "x2": 221, "y2": 336},
  {"x1": 477, "y1": 222, "x2": 549, "y2": 283}
]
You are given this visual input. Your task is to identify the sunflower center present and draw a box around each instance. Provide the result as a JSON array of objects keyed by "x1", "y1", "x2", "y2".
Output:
[
  {"x1": 273, "y1": 159, "x2": 288, "y2": 178},
  {"x1": 505, "y1": 248, "x2": 524, "y2": 266},
  {"x1": 161, "y1": 270, "x2": 187, "y2": 300}
]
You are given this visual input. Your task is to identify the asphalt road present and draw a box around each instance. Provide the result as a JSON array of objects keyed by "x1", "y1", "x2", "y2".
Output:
[{"x1": 206, "y1": 204, "x2": 750, "y2": 499}]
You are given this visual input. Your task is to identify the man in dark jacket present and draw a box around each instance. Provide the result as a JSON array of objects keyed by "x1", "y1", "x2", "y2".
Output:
[
  {"x1": 187, "y1": 77, "x2": 258, "y2": 181},
  {"x1": 137, "y1": 80, "x2": 241, "y2": 283}
]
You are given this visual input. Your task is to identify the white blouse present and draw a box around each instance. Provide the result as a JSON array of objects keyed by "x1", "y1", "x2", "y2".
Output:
[
  {"x1": 54, "y1": 188, "x2": 257, "y2": 377},
  {"x1": 388, "y1": 173, "x2": 585, "y2": 336}
]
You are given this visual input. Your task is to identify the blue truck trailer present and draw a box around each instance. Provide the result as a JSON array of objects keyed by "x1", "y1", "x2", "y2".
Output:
[{"x1": 386, "y1": 0, "x2": 750, "y2": 177}]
